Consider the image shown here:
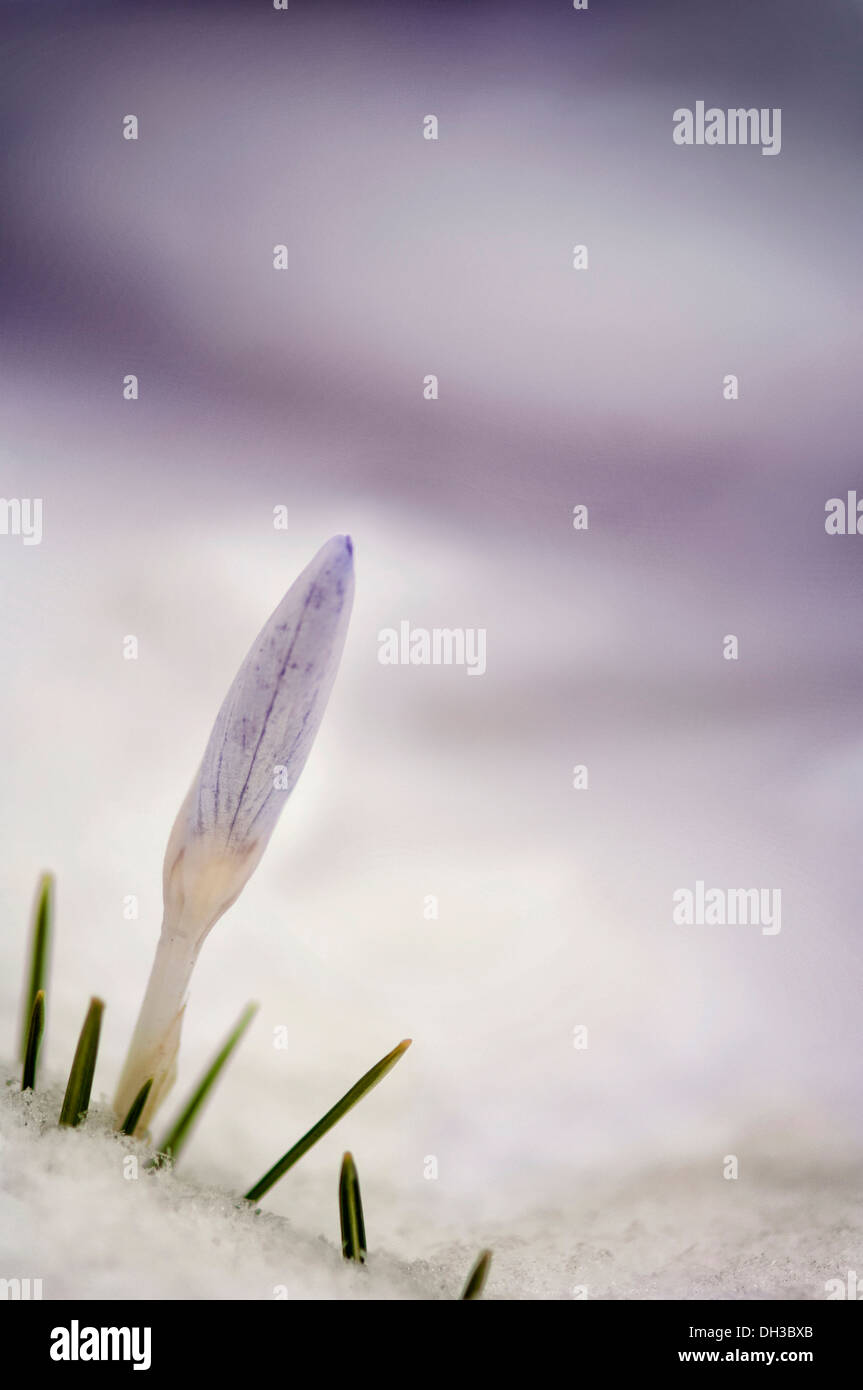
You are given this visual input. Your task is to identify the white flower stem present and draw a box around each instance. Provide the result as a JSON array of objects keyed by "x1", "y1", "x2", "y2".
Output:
[{"x1": 113, "y1": 926, "x2": 200, "y2": 1135}]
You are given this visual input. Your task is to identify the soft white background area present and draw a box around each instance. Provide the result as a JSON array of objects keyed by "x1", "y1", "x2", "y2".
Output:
[{"x1": 0, "y1": 471, "x2": 860, "y2": 1298}]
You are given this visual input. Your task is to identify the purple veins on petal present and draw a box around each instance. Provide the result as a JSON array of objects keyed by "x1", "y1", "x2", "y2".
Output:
[
  {"x1": 190, "y1": 535, "x2": 354, "y2": 854},
  {"x1": 115, "y1": 535, "x2": 354, "y2": 1132}
]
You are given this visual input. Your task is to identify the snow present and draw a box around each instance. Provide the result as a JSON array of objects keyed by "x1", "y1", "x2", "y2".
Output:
[
  {"x1": 1, "y1": 1075, "x2": 431, "y2": 1301},
  {"x1": 2, "y1": 1072, "x2": 858, "y2": 1300}
]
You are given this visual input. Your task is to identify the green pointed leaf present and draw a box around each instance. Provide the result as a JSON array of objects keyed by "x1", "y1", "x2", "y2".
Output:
[
  {"x1": 19, "y1": 874, "x2": 53, "y2": 1061},
  {"x1": 244, "y1": 1038, "x2": 411, "y2": 1204},
  {"x1": 154, "y1": 1002, "x2": 257, "y2": 1162},
  {"x1": 58, "y1": 998, "x2": 103, "y2": 1127},
  {"x1": 21, "y1": 990, "x2": 45, "y2": 1092},
  {"x1": 339, "y1": 1151, "x2": 367, "y2": 1263},
  {"x1": 120, "y1": 1078, "x2": 153, "y2": 1137},
  {"x1": 460, "y1": 1249, "x2": 492, "y2": 1300}
]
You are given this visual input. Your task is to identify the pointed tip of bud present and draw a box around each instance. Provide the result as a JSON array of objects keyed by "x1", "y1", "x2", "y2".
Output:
[
  {"x1": 123, "y1": 534, "x2": 357, "y2": 1131},
  {"x1": 322, "y1": 533, "x2": 354, "y2": 566}
]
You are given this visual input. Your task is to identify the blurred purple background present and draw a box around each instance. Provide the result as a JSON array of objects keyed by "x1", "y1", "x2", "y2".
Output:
[{"x1": 1, "y1": 0, "x2": 862, "y2": 1235}]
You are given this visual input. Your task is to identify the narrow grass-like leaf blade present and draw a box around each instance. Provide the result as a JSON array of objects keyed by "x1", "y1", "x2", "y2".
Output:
[
  {"x1": 121, "y1": 1078, "x2": 154, "y2": 1137},
  {"x1": 244, "y1": 1039, "x2": 411, "y2": 1204},
  {"x1": 154, "y1": 1002, "x2": 257, "y2": 1160},
  {"x1": 58, "y1": 998, "x2": 103, "y2": 1127},
  {"x1": 339, "y1": 1151, "x2": 367, "y2": 1263},
  {"x1": 19, "y1": 874, "x2": 53, "y2": 1061},
  {"x1": 21, "y1": 990, "x2": 45, "y2": 1091},
  {"x1": 460, "y1": 1250, "x2": 492, "y2": 1300}
]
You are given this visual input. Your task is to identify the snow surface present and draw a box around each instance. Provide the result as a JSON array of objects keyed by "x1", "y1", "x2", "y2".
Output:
[{"x1": 2, "y1": 1071, "x2": 859, "y2": 1300}]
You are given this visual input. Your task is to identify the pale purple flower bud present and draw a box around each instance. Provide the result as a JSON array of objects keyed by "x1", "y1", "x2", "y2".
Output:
[{"x1": 115, "y1": 536, "x2": 354, "y2": 1130}]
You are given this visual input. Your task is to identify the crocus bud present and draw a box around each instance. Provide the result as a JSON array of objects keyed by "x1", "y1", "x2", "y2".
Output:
[{"x1": 115, "y1": 536, "x2": 354, "y2": 1131}]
